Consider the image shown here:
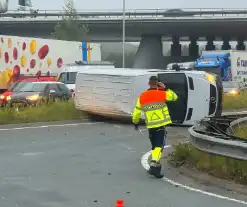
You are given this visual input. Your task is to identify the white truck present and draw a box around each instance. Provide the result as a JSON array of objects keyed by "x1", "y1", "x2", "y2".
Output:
[
  {"x1": 0, "y1": 0, "x2": 8, "y2": 13},
  {"x1": 0, "y1": 35, "x2": 101, "y2": 91},
  {"x1": 194, "y1": 50, "x2": 247, "y2": 82},
  {"x1": 0, "y1": 0, "x2": 38, "y2": 14},
  {"x1": 57, "y1": 61, "x2": 115, "y2": 91},
  {"x1": 74, "y1": 68, "x2": 223, "y2": 126}
]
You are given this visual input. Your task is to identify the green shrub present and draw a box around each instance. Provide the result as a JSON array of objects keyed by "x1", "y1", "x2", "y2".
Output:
[
  {"x1": 0, "y1": 100, "x2": 85, "y2": 125},
  {"x1": 168, "y1": 143, "x2": 247, "y2": 184}
]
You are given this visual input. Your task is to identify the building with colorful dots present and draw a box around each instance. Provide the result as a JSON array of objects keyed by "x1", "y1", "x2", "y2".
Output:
[{"x1": 0, "y1": 35, "x2": 101, "y2": 90}]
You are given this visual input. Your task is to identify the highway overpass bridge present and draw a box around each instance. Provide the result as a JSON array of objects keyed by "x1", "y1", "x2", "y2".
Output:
[{"x1": 1, "y1": 9, "x2": 247, "y2": 68}]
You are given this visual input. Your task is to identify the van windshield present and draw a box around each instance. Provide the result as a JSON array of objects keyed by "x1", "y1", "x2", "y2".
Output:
[
  {"x1": 158, "y1": 73, "x2": 188, "y2": 124},
  {"x1": 58, "y1": 72, "x2": 77, "y2": 84}
]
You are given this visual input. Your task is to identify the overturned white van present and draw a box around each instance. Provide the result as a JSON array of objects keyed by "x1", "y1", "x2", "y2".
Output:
[{"x1": 74, "y1": 68, "x2": 223, "y2": 126}]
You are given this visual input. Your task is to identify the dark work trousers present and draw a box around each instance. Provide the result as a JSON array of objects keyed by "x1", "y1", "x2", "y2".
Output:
[{"x1": 148, "y1": 126, "x2": 166, "y2": 150}]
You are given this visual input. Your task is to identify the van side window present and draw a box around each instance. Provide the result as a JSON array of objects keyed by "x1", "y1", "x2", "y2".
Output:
[{"x1": 188, "y1": 77, "x2": 194, "y2": 90}]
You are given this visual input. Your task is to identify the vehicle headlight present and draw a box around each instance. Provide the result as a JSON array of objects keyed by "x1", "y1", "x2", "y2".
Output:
[
  {"x1": 228, "y1": 89, "x2": 239, "y2": 96},
  {"x1": 26, "y1": 94, "x2": 39, "y2": 101},
  {"x1": 6, "y1": 96, "x2": 11, "y2": 101},
  {"x1": 205, "y1": 73, "x2": 215, "y2": 84},
  {"x1": 0, "y1": 95, "x2": 5, "y2": 99}
]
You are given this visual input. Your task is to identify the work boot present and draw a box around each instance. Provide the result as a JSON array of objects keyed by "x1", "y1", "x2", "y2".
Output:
[
  {"x1": 153, "y1": 163, "x2": 164, "y2": 179},
  {"x1": 147, "y1": 161, "x2": 164, "y2": 178},
  {"x1": 147, "y1": 161, "x2": 156, "y2": 175},
  {"x1": 147, "y1": 166, "x2": 155, "y2": 175}
]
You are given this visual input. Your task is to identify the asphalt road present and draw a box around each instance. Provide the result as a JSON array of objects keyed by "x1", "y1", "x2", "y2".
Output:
[{"x1": 0, "y1": 121, "x2": 246, "y2": 207}]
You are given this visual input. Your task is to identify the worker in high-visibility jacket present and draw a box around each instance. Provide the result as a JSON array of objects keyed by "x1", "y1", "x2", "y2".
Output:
[{"x1": 132, "y1": 76, "x2": 178, "y2": 178}]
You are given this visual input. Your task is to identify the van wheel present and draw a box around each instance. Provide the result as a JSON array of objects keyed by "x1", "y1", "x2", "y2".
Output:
[{"x1": 87, "y1": 113, "x2": 104, "y2": 122}]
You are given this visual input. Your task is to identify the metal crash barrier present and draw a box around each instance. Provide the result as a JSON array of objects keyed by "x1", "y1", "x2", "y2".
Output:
[{"x1": 188, "y1": 113, "x2": 247, "y2": 160}]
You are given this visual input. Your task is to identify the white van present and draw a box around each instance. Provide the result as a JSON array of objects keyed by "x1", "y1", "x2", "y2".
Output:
[
  {"x1": 166, "y1": 62, "x2": 195, "y2": 70},
  {"x1": 74, "y1": 68, "x2": 223, "y2": 126},
  {"x1": 57, "y1": 61, "x2": 115, "y2": 91}
]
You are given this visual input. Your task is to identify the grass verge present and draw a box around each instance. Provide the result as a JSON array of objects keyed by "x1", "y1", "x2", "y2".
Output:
[
  {"x1": 223, "y1": 89, "x2": 247, "y2": 110},
  {"x1": 168, "y1": 143, "x2": 247, "y2": 185},
  {"x1": 0, "y1": 88, "x2": 246, "y2": 125},
  {"x1": 0, "y1": 100, "x2": 86, "y2": 125},
  {"x1": 234, "y1": 126, "x2": 247, "y2": 139}
]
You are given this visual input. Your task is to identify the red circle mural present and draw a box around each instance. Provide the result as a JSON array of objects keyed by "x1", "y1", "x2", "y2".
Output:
[
  {"x1": 13, "y1": 47, "x2": 18, "y2": 60},
  {"x1": 46, "y1": 71, "x2": 50, "y2": 76},
  {"x1": 57, "y1": 58, "x2": 63, "y2": 68},
  {"x1": 13, "y1": 65, "x2": 20, "y2": 76},
  {"x1": 30, "y1": 59, "x2": 36, "y2": 68},
  {"x1": 4, "y1": 52, "x2": 9, "y2": 63},
  {"x1": 22, "y1": 42, "x2": 26, "y2": 50},
  {"x1": 36, "y1": 70, "x2": 41, "y2": 77},
  {"x1": 38, "y1": 45, "x2": 49, "y2": 59}
]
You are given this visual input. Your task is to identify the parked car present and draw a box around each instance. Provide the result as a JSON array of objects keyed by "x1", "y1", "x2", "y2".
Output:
[
  {"x1": 222, "y1": 81, "x2": 247, "y2": 96},
  {"x1": 7, "y1": 82, "x2": 72, "y2": 107},
  {"x1": 0, "y1": 81, "x2": 28, "y2": 106},
  {"x1": 0, "y1": 77, "x2": 57, "y2": 106}
]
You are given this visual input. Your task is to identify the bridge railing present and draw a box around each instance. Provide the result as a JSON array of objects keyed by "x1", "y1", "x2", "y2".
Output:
[{"x1": 1, "y1": 8, "x2": 247, "y2": 20}]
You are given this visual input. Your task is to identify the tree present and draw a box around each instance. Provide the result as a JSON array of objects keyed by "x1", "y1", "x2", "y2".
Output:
[{"x1": 51, "y1": 0, "x2": 89, "y2": 41}]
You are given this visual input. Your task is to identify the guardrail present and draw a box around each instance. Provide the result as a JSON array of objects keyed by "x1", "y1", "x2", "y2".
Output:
[
  {"x1": 188, "y1": 113, "x2": 247, "y2": 160},
  {"x1": 2, "y1": 9, "x2": 247, "y2": 20}
]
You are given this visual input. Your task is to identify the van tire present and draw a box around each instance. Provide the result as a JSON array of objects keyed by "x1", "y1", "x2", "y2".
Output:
[{"x1": 87, "y1": 113, "x2": 105, "y2": 122}]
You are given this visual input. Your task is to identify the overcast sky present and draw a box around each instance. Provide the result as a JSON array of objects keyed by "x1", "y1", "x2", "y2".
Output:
[{"x1": 8, "y1": 0, "x2": 247, "y2": 11}]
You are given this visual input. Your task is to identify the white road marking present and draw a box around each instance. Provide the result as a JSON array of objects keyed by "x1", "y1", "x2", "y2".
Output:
[
  {"x1": 20, "y1": 152, "x2": 43, "y2": 156},
  {"x1": 141, "y1": 149, "x2": 247, "y2": 205},
  {"x1": 0, "y1": 122, "x2": 103, "y2": 131}
]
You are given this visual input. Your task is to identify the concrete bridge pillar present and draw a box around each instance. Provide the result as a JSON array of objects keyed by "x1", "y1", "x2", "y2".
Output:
[
  {"x1": 205, "y1": 36, "x2": 215, "y2": 51},
  {"x1": 236, "y1": 37, "x2": 246, "y2": 50},
  {"x1": 189, "y1": 36, "x2": 199, "y2": 58},
  {"x1": 171, "y1": 36, "x2": 181, "y2": 57},
  {"x1": 221, "y1": 36, "x2": 231, "y2": 50},
  {"x1": 132, "y1": 35, "x2": 164, "y2": 69}
]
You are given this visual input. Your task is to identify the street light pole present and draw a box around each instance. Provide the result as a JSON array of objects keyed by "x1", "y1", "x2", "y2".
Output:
[{"x1": 122, "y1": 0, "x2": 126, "y2": 68}]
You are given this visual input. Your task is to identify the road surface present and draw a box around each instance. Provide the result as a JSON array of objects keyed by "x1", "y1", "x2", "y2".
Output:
[{"x1": 0, "y1": 121, "x2": 246, "y2": 207}]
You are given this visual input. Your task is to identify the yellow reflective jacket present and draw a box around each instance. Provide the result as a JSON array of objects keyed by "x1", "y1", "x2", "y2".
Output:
[{"x1": 132, "y1": 88, "x2": 178, "y2": 128}]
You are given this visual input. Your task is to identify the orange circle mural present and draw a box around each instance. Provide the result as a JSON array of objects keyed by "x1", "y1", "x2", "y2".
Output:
[
  {"x1": 21, "y1": 56, "x2": 26, "y2": 67},
  {"x1": 30, "y1": 40, "x2": 36, "y2": 55},
  {"x1": 8, "y1": 38, "x2": 11, "y2": 48},
  {"x1": 47, "y1": 58, "x2": 51, "y2": 66}
]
